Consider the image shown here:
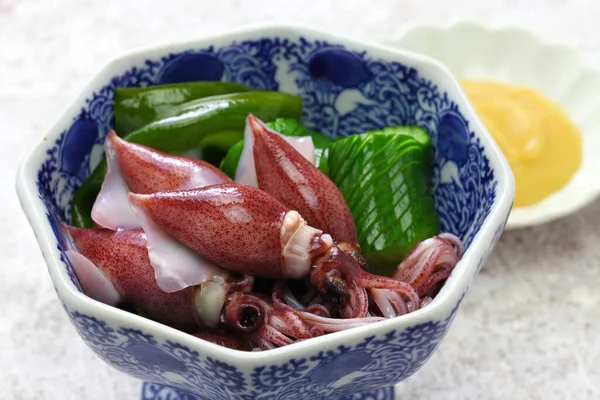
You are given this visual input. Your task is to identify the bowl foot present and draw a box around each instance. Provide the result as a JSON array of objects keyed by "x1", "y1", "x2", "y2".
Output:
[{"x1": 141, "y1": 382, "x2": 395, "y2": 399}]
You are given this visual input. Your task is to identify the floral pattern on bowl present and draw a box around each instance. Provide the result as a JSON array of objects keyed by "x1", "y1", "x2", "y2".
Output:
[
  {"x1": 141, "y1": 381, "x2": 395, "y2": 400},
  {"x1": 17, "y1": 24, "x2": 514, "y2": 399}
]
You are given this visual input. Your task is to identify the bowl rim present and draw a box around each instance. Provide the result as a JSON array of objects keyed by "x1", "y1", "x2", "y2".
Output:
[
  {"x1": 15, "y1": 22, "x2": 515, "y2": 362},
  {"x1": 381, "y1": 20, "x2": 599, "y2": 230}
]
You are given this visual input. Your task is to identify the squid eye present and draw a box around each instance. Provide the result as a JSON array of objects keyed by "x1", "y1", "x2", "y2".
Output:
[
  {"x1": 324, "y1": 270, "x2": 349, "y2": 300},
  {"x1": 321, "y1": 270, "x2": 351, "y2": 314},
  {"x1": 237, "y1": 304, "x2": 262, "y2": 332},
  {"x1": 330, "y1": 295, "x2": 343, "y2": 308}
]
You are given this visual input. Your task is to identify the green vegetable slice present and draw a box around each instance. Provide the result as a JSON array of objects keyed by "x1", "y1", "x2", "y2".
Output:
[
  {"x1": 123, "y1": 92, "x2": 301, "y2": 152},
  {"x1": 219, "y1": 140, "x2": 245, "y2": 178},
  {"x1": 71, "y1": 92, "x2": 302, "y2": 228},
  {"x1": 114, "y1": 81, "x2": 254, "y2": 134},
  {"x1": 325, "y1": 126, "x2": 440, "y2": 276},
  {"x1": 197, "y1": 131, "x2": 244, "y2": 167}
]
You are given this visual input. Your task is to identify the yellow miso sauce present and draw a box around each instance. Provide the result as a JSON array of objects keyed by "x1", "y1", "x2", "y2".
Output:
[{"x1": 460, "y1": 80, "x2": 583, "y2": 207}]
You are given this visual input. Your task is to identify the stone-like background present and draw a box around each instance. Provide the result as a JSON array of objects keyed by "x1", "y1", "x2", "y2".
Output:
[{"x1": 2, "y1": 1, "x2": 599, "y2": 399}]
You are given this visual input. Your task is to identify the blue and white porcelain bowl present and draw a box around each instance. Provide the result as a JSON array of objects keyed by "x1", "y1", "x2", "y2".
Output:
[{"x1": 16, "y1": 24, "x2": 514, "y2": 399}]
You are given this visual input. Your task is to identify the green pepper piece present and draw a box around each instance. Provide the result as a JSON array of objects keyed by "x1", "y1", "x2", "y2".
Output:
[
  {"x1": 317, "y1": 146, "x2": 330, "y2": 175},
  {"x1": 71, "y1": 92, "x2": 302, "y2": 228},
  {"x1": 198, "y1": 131, "x2": 244, "y2": 167},
  {"x1": 325, "y1": 126, "x2": 440, "y2": 276},
  {"x1": 266, "y1": 118, "x2": 333, "y2": 146},
  {"x1": 199, "y1": 131, "x2": 243, "y2": 152},
  {"x1": 218, "y1": 118, "x2": 334, "y2": 179},
  {"x1": 71, "y1": 173, "x2": 105, "y2": 228},
  {"x1": 219, "y1": 140, "x2": 245, "y2": 179},
  {"x1": 124, "y1": 92, "x2": 301, "y2": 151},
  {"x1": 114, "y1": 82, "x2": 254, "y2": 134}
]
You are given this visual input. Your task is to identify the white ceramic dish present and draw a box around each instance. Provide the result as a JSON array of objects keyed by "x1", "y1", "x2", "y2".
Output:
[
  {"x1": 16, "y1": 23, "x2": 514, "y2": 399},
  {"x1": 381, "y1": 21, "x2": 600, "y2": 229}
]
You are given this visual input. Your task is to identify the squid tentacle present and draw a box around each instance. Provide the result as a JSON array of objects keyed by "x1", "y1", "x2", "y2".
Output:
[
  {"x1": 263, "y1": 325, "x2": 295, "y2": 347},
  {"x1": 393, "y1": 234, "x2": 461, "y2": 289},
  {"x1": 310, "y1": 246, "x2": 420, "y2": 318},
  {"x1": 274, "y1": 281, "x2": 333, "y2": 318},
  {"x1": 298, "y1": 311, "x2": 386, "y2": 333},
  {"x1": 420, "y1": 296, "x2": 434, "y2": 308},
  {"x1": 370, "y1": 289, "x2": 409, "y2": 318},
  {"x1": 304, "y1": 303, "x2": 332, "y2": 318},
  {"x1": 437, "y1": 232, "x2": 464, "y2": 257},
  {"x1": 221, "y1": 292, "x2": 317, "y2": 350},
  {"x1": 415, "y1": 269, "x2": 452, "y2": 298},
  {"x1": 274, "y1": 281, "x2": 305, "y2": 311}
]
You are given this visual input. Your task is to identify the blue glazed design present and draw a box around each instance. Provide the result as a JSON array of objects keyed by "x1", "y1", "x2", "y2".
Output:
[
  {"x1": 141, "y1": 382, "x2": 395, "y2": 400},
  {"x1": 66, "y1": 300, "x2": 459, "y2": 399},
  {"x1": 308, "y1": 49, "x2": 373, "y2": 88},
  {"x1": 60, "y1": 117, "x2": 98, "y2": 181},
  {"x1": 158, "y1": 53, "x2": 225, "y2": 84},
  {"x1": 33, "y1": 34, "x2": 504, "y2": 399}
]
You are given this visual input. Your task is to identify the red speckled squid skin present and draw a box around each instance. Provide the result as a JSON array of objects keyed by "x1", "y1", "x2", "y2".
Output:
[
  {"x1": 249, "y1": 114, "x2": 358, "y2": 244},
  {"x1": 109, "y1": 131, "x2": 231, "y2": 193},
  {"x1": 66, "y1": 226, "x2": 197, "y2": 330},
  {"x1": 129, "y1": 184, "x2": 289, "y2": 279}
]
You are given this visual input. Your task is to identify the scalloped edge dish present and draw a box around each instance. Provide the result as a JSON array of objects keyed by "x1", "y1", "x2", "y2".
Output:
[{"x1": 380, "y1": 21, "x2": 600, "y2": 229}]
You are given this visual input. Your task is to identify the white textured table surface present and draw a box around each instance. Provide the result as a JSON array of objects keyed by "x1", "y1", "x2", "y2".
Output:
[{"x1": 2, "y1": 1, "x2": 600, "y2": 399}]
